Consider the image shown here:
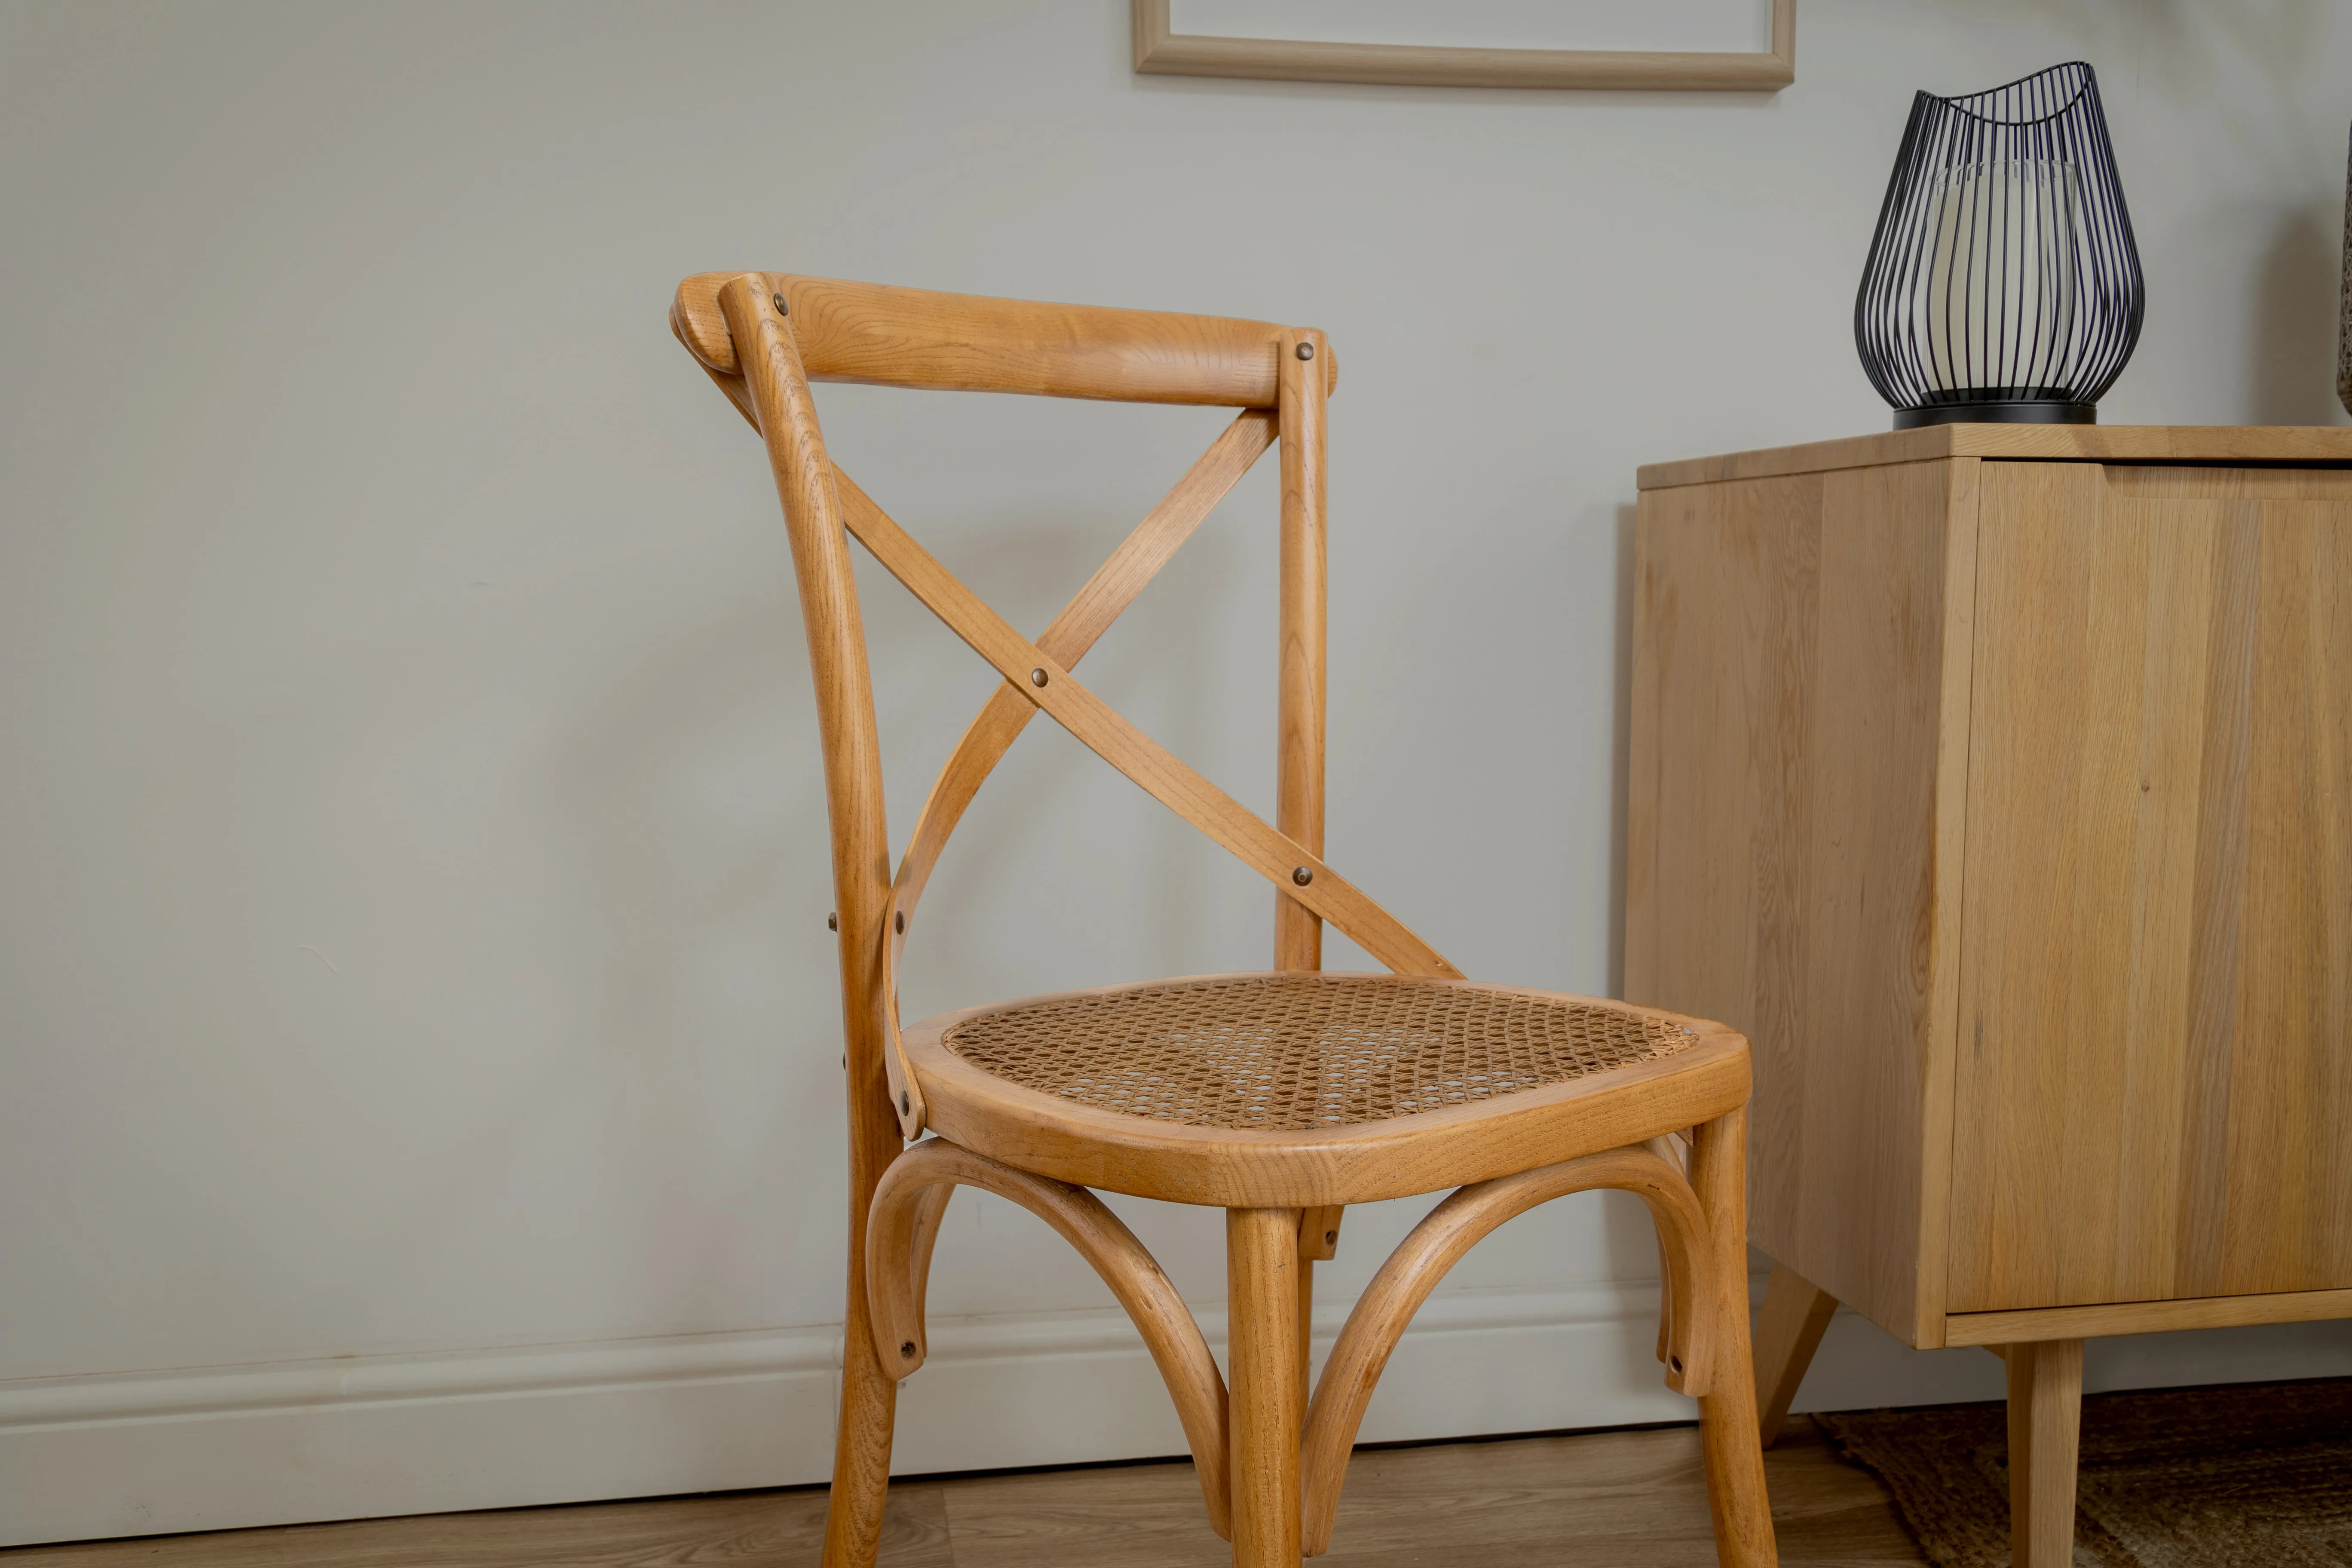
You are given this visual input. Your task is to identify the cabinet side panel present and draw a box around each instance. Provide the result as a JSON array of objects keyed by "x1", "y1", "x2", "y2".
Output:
[
  {"x1": 1628, "y1": 464, "x2": 1956, "y2": 1338},
  {"x1": 1626, "y1": 481, "x2": 1771, "y2": 1112}
]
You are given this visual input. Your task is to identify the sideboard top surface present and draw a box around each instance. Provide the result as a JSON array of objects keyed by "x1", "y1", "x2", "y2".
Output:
[{"x1": 1637, "y1": 424, "x2": 2352, "y2": 491}]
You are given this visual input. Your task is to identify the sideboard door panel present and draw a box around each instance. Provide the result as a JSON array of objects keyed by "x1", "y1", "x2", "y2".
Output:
[{"x1": 1950, "y1": 464, "x2": 2352, "y2": 1313}]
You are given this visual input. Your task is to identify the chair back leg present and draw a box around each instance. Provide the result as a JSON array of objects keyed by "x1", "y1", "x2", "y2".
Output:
[
  {"x1": 1228, "y1": 1207, "x2": 1308, "y2": 1567},
  {"x1": 822, "y1": 1336, "x2": 899, "y2": 1567},
  {"x1": 1690, "y1": 1108, "x2": 1780, "y2": 1567}
]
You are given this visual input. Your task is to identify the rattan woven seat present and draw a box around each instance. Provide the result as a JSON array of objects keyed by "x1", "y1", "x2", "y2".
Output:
[
  {"x1": 674, "y1": 270, "x2": 1774, "y2": 1568},
  {"x1": 935, "y1": 972, "x2": 1697, "y2": 1133}
]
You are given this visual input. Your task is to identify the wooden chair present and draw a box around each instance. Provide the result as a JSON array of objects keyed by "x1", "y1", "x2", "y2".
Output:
[{"x1": 670, "y1": 271, "x2": 1778, "y2": 1568}]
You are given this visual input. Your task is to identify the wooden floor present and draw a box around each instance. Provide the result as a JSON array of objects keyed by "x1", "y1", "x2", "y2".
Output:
[{"x1": 3, "y1": 1423, "x2": 1925, "y2": 1567}]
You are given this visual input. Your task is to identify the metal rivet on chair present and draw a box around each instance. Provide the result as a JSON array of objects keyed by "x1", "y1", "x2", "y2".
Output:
[
  {"x1": 1292, "y1": 866, "x2": 1314, "y2": 886},
  {"x1": 899, "y1": 1091, "x2": 910, "y2": 1115},
  {"x1": 900, "y1": 1340, "x2": 916, "y2": 1359},
  {"x1": 827, "y1": 912, "x2": 838, "y2": 931},
  {"x1": 772, "y1": 292, "x2": 789, "y2": 316},
  {"x1": 1030, "y1": 668, "x2": 1048, "y2": 687},
  {"x1": 894, "y1": 911, "x2": 905, "y2": 934},
  {"x1": 1295, "y1": 342, "x2": 1315, "y2": 360}
]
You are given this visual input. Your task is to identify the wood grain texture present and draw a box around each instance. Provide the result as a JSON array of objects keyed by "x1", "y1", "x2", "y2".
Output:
[
  {"x1": 1626, "y1": 459, "x2": 1974, "y2": 1348},
  {"x1": 1299, "y1": 1144, "x2": 1718, "y2": 1556},
  {"x1": 1689, "y1": 1109, "x2": 1780, "y2": 1568},
  {"x1": 1753, "y1": 1262, "x2": 1839, "y2": 1448},
  {"x1": 877, "y1": 410, "x2": 1277, "y2": 1134},
  {"x1": 681, "y1": 270, "x2": 1767, "y2": 1565},
  {"x1": 1941, "y1": 1283, "x2": 2352, "y2": 1345},
  {"x1": 1227, "y1": 1208, "x2": 1305, "y2": 1568},
  {"x1": 1131, "y1": 0, "x2": 1796, "y2": 92},
  {"x1": 1636, "y1": 425, "x2": 2352, "y2": 493},
  {"x1": 2003, "y1": 1340, "x2": 2083, "y2": 1568},
  {"x1": 1948, "y1": 462, "x2": 2352, "y2": 1312},
  {"x1": 5, "y1": 1423, "x2": 1911, "y2": 1567},
  {"x1": 716, "y1": 275, "x2": 906, "y2": 1567},
  {"x1": 1273, "y1": 331, "x2": 1328, "y2": 974},
  {"x1": 829, "y1": 467, "x2": 1461, "y2": 986},
  {"x1": 902, "y1": 977, "x2": 1751, "y2": 1208},
  {"x1": 676, "y1": 273, "x2": 1334, "y2": 408},
  {"x1": 889, "y1": 411, "x2": 1274, "y2": 937},
  {"x1": 863, "y1": 1141, "x2": 1231, "y2": 1539}
]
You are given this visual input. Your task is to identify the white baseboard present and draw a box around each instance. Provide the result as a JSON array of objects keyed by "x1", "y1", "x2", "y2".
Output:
[
  {"x1": 7, "y1": 1278, "x2": 2349, "y2": 1548},
  {"x1": 0, "y1": 1280, "x2": 1688, "y2": 1547}
]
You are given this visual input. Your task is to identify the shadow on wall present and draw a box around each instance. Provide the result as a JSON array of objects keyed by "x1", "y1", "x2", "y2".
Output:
[{"x1": 2249, "y1": 205, "x2": 2349, "y2": 425}]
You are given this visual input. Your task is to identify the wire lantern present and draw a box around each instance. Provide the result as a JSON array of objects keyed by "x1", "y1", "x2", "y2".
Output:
[{"x1": 1855, "y1": 62, "x2": 2143, "y2": 429}]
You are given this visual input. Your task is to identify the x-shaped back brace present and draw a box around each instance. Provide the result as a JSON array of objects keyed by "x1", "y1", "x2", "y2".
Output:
[{"x1": 710, "y1": 332, "x2": 1460, "y2": 1137}]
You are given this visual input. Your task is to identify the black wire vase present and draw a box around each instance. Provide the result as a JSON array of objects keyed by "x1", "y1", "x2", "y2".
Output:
[{"x1": 1855, "y1": 61, "x2": 2143, "y2": 429}]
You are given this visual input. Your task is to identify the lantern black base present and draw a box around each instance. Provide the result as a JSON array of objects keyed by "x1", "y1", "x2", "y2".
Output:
[{"x1": 1893, "y1": 400, "x2": 2096, "y2": 430}]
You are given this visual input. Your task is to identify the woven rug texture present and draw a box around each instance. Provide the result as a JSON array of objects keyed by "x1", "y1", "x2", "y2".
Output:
[{"x1": 1813, "y1": 1376, "x2": 2352, "y2": 1567}]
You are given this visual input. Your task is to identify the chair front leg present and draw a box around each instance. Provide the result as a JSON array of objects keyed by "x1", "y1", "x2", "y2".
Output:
[
  {"x1": 1228, "y1": 1207, "x2": 1307, "y2": 1568},
  {"x1": 1688, "y1": 1106, "x2": 1779, "y2": 1568}
]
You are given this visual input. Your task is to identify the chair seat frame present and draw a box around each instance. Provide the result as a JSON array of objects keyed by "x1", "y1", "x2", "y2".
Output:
[{"x1": 673, "y1": 271, "x2": 1776, "y2": 1567}]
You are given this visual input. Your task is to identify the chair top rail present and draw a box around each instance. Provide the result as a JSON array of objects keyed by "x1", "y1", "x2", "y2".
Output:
[{"x1": 673, "y1": 272, "x2": 1336, "y2": 407}]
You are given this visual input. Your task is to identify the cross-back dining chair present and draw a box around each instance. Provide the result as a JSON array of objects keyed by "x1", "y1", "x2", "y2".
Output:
[{"x1": 670, "y1": 271, "x2": 1777, "y2": 1568}]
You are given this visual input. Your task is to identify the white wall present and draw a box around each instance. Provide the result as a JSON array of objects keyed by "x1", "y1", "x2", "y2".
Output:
[{"x1": 4, "y1": 0, "x2": 2350, "y2": 1546}]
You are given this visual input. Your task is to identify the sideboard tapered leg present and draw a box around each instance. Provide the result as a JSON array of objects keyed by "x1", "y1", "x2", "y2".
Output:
[
  {"x1": 2004, "y1": 1339, "x2": 2084, "y2": 1568},
  {"x1": 1752, "y1": 1262, "x2": 1838, "y2": 1446}
]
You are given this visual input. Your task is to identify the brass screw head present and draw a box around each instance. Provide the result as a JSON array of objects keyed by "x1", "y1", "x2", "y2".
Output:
[
  {"x1": 772, "y1": 292, "x2": 789, "y2": 316},
  {"x1": 900, "y1": 1340, "x2": 916, "y2": 1358},
  {"x1": 1296, "y1": 342, "x2": 1315, "y2": 360},
  {"x1": 894, "y1": 910, "x2": 905, "y2": 934},
  {"x1": 1029, "y1": 668, "x2": 1048, "y2": 687},
  {"x1": 899, "y1": 1091, "x2": 911, "y2": 1115},
  {"x1": 1292, "y1": 866, "x2": 1314, "y2": 886}
]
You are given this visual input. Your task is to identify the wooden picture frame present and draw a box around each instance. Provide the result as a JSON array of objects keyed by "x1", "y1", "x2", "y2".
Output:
[{"x1": 1133, "y1": 0, "x2": 1795, "y2": 92}]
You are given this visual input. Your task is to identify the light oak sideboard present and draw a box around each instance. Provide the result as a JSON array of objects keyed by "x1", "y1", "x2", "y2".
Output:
[{"x1": 1625, "y1": 425, "x2": 2352, "y2": 1567}]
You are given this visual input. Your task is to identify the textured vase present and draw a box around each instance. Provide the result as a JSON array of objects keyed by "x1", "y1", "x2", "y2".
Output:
[{"x1": 2340, "y1": 122, "x2": 2352, "y2": 418}]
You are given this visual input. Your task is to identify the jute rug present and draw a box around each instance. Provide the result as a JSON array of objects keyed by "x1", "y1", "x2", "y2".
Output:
[{"x1": 1813, "y1": 1377, "x2": 2352, "y2": 1567}]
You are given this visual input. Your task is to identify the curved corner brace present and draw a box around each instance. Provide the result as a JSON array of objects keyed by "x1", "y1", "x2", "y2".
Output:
[
  {"x1": 906, "y1": 1179, "x2": 955, "y2": 1327},
  {"x1": 864, "y1": 1139, "x2": 1234, "y2": 1540},
  {"x1": 1298, "y1": 1143, "x2": 1714, "y2": 1557}
]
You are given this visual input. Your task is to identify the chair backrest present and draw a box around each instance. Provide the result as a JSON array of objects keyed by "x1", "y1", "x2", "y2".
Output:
[{"x1": 674, "y1": 272, "x2": 1456, "y2": 1143}]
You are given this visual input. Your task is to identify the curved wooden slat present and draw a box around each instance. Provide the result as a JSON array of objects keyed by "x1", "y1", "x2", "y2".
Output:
[
  {"x1": 876, "y1": 412, "x2": 1277, "y2": 1136},
  {"x1": 864, "y1": 1139, "x2": 1234, "y2": 1540},
  {"x1": 906, "y1": 1181, "x2": 954, "y2": 1327},
  {"x1": 675, "y1": 273, "x2": 1336, "y2": 407},
  {"x1": 889, "y1": 409, "x2": 1276, "y2": 929},
  {"x1": 830, "y1": 466, "x2": 1461, "y2": 982},
  {"x1": 1297, "y1": 1144, "x2": 1715, "y2": 1556}
]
